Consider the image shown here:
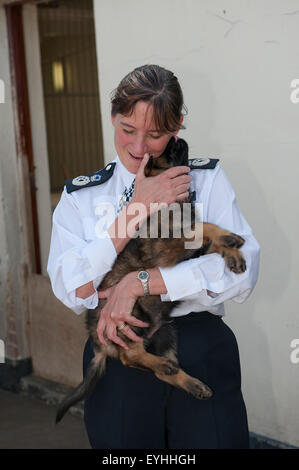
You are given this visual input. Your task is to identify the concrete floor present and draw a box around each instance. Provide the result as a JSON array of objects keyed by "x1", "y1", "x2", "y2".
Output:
[
  {"x1": 0, "y1": 388, "x2": 90, "y2": 449},
  {"x1": 1, "y1": 387, "x2": 294, "y2": 450}
]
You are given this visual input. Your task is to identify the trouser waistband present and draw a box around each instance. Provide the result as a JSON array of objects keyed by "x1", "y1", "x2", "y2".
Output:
[{"x1": 173, "y1": 311, "x2": 222, "y2": 321}]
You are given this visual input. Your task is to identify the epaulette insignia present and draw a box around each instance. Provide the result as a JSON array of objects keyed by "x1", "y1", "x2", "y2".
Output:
[
  {"x1": 188, "y1": 158, "x2": 219, "y2": 170},
  {"x1": 65, "y1": 162, "x2": 116, "y2": 193}
]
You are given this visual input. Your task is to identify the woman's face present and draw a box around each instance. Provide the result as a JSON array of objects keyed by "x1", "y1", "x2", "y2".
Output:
[{"x1": 111, "y1": 101, "x2": 182, "y2": 174}]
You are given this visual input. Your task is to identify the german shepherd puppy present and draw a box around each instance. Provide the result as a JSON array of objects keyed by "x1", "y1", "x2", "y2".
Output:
[{"x1": 56, "y1": 137, "x2": 246, "y2": 423}]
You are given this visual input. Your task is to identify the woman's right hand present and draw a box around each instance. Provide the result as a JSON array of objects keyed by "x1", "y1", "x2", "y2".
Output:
[
  {"x1": 97, "y1": 274, "x2": 149, "y2": 350},
  {"x1": 130, "y1": 153, "x2": 192, "y2": 216}
]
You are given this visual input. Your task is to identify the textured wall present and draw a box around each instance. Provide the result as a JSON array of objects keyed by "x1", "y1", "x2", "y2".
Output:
[{"x1": 93, "y1": 0, "x2": 299, "y2": 447}]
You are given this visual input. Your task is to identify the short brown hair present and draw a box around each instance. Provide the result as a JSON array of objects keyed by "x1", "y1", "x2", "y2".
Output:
[{"x1": 110, "y1": 64, "x2": 187, "y2": 134}]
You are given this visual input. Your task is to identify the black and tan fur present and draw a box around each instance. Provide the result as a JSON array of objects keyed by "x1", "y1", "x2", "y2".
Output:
[{"x1": 56, "y1": 137, "x2": 246, "y2": 423}]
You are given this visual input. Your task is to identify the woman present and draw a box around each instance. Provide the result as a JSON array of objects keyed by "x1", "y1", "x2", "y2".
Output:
[{"x1": 47, "y1": 64, "x2": 260, "y2": 449}]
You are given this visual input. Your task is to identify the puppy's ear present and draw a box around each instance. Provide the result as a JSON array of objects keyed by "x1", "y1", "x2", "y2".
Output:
[
  {"x1": 174, "y1": 138, "x2": 189, "y2": 166},
  {"x1": 165, "y1": 137, "x2": 189, "y2": 166}
]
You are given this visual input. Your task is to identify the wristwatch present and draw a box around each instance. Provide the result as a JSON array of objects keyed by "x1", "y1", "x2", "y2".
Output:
[{"x1": 137, "y1": 270, "x2": 150, "y2": 296}]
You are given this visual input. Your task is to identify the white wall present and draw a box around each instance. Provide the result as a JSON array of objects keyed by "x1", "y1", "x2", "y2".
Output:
[{"x1": 94, "y1": 0, "x2": 299, "y2": 446}]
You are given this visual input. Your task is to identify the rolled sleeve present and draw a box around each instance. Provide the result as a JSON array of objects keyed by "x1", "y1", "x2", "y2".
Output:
[
  {"x1": 47, "y1": 187, "x2": 118, "y2": 314},
  {"x1": 70, "y1": 290, "x2": 99, "y2": 315},
  {"x1": 81, "y1": 232, "x2": 117, "y2": 280}
]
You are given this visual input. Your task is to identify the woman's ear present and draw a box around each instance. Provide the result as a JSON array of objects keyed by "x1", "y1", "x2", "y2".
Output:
[{"x1": 174, "y1": 115, "x2": 184, "y2": 138}]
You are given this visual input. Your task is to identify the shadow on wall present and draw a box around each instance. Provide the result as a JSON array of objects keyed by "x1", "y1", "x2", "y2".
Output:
[
  {"x1": 180, "y1": 64, "x2": 293, "y2": 444},
  {"x1": 176, "y1": 66, "x2": 292, "y2": 442},
  {"x1": 224, "y1": 158, "x2": 292, "y2": 444}
]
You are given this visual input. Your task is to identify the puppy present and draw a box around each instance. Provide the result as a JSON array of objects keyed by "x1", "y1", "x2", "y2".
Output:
[{"x1": 56, "y1": 137, "x2": 246, "y2": 423}]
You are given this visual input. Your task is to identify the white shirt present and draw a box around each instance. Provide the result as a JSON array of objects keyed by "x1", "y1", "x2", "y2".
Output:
[{"x1": 47, "y1": 155, "x2": 260, "y2": 317}]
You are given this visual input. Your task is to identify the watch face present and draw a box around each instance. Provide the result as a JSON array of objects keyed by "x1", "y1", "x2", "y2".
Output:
[{"x1": 138, "y1": 271, "x2": 148, "y2": 280}]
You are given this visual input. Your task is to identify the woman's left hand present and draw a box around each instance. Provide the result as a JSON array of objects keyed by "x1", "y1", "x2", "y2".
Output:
[{"x1": 97, "y1": 272, "x2": 149, "y2": 348}]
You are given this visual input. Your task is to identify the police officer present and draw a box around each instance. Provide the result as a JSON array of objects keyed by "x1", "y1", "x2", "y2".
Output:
[{"x1": 47, "y1": 64, "x2": 260, "y2": 449}]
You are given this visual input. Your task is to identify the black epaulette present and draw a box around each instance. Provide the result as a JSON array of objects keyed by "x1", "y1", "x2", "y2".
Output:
[
  {"x1": 65, "y1": 162, "x2": 116, "y2": 193},
  {"x1": 188, "y1": 158, "x2": 219, "y2": 170}
]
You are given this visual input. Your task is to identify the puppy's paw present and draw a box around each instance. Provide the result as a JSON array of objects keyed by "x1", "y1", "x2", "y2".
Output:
[
  {"x1": 186, "y1": 378, "x2": 213, "y2": 400},
  {"x1": 225, "y1": 250, "x2": 246, "y2": 273}
]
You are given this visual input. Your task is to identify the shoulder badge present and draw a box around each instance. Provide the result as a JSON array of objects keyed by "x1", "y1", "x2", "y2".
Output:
[
  {"x1": 65, "y1": 162, "x2": 116, "y2": 193},
  {"x1": 188, "y1": 158, "x2": 219, "y2": 170}
]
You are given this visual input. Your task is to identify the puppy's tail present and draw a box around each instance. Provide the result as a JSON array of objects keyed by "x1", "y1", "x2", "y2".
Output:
[{"x1": 55, "y1": 352, "x2": 106, "y2": 424}]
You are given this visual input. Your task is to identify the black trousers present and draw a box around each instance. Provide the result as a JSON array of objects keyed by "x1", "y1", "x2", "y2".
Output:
[{"x1": 82, "y1": 311, "x2": 249, "y2": 449}]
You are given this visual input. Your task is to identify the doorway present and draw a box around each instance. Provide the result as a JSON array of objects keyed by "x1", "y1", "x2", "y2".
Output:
[
  {"x1": 6, "y1": 0, "x2": 103, "y2": 386},
  {"x1": 37, "y1": 0, "x2": 104, "y2": 211}
]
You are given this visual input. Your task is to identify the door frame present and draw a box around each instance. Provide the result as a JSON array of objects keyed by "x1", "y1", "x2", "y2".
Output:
[
  {"x1": 4, "y1": 0, "x2": 92, "y2": 386},
  {"x1": 6, "y1": 0, "x2": 41, "y2": 274}
]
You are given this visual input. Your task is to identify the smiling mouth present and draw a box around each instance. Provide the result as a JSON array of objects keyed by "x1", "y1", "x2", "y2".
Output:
[{"x1": 129, "y1": 152, "x2": 143, "y2": 160}]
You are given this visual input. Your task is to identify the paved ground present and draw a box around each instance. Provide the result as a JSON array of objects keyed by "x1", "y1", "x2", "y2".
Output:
[
  {"x1": 1, "y1": 387, "x2": 295, "y2": 450},
  {"x1": 0, "y1": 388, "x2": 90, "y2": 449}
]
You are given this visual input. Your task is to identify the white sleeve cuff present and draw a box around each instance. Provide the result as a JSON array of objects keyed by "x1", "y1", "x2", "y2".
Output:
[
  {"x1": 160, "y1": 292, "x2": 171, "y2": 301},
  {"x1": 60, "y1": 288, "x2": 99, "y2": 315},
  {"x1": 76, "y1": 291, "x2": 99, "y2": 309},
  {"x1": 159, "y1": 254, "x2": 225, "y2": 302},
  {"x1": 72, "y1": 290, "x2": 99, "y2": 315},
  {"x1": 159, "y1": 260, "x2": 202, "y2": 302}
]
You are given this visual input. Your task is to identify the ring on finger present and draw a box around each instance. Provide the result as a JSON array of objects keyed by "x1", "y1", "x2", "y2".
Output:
[{"x1": 117, "y1": 322, "x2": 127, "y2": 331}]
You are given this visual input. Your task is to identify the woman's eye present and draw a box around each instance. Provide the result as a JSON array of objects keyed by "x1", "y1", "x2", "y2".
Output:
[
  {"x1": 122, "y1": 128, "x2": 162, "y2": 139},
  {"x1": 149, "y1": 134, "x2": 162, "y2": 140}
]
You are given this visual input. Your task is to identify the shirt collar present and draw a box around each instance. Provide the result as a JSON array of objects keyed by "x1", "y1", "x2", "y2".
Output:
[{"x1": 115, "y1": 155, "x2": 136, "y2": 188}]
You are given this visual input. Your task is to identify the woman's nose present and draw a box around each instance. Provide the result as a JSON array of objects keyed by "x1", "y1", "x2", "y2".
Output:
[{"x1": 131, "y1": 136, "x2": 148, "y2": 156}]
